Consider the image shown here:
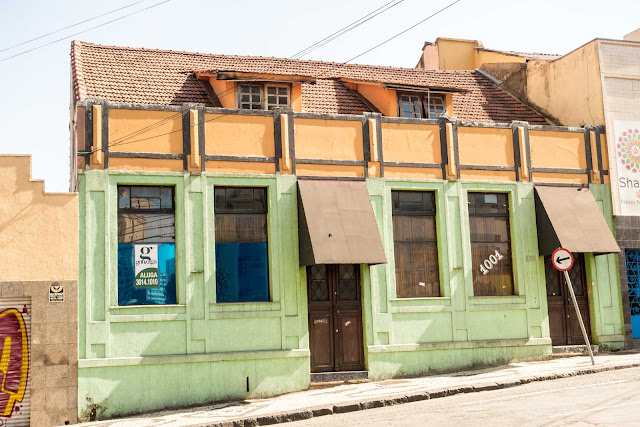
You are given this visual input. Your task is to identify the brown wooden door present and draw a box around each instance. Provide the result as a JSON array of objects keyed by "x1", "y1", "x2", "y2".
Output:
[
  {"x1": 307, "y1": 264, "x2": 364, "y2": 373},
  {"x1": 545, "y1": 255, "x2": 591, "y2": 346}
]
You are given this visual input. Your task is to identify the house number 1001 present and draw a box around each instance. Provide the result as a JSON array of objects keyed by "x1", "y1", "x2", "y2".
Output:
[{"x1": 479, "y1": 250, "x2": 504, "y2": 275}]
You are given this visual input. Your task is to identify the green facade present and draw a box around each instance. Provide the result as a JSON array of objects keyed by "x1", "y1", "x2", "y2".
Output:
[{"x1": 78, "y1": 169, "x2": 625, "y2": 419}]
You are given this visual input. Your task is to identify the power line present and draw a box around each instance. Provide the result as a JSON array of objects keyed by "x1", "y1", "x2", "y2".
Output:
[
  {"x1": 0, "y1": 0, "x2": 149, "y2": 53},
  {"x1": 0, "y1": 0, "x2": 175, "y2": 63},
  {"x1": 344, "y1": 0, "x2": 462, "y2": 63},
  {"x1": 290, "y1": 0, "x2": 405, "y2": 59},
  {"x1": 91, "y1": 0, "x2": 407, "y2": 153}
]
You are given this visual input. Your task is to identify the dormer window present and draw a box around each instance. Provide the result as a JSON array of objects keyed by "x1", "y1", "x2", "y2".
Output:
[
  {"x1": 398, "y1": 92, "x2": 447, "y2": 119},
  {"x1": 237, "y1": 83, "x2": 290, "y2": 110}
]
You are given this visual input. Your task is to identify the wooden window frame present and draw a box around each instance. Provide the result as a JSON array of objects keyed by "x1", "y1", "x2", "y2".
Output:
[
  {"x1": 424, "y1": 92, "x2": 447, "y2": 119},
  {"x1": 265, "y1": 83, "x2": 291, "y2": 110},
  {"x1": 397, "y1": 91, "x2": 447, "y2": 119},
  {"x1": 236, "y1": 83, "x2": 264, "y2": 110},
  {"x1": 468, "y1": 192, "x2": 515, "y2": 296},
  {"x1": 397, "y1": 93, "x2": 423, "y2": 118},
  {"x1": 236, "y1": 82, "x2": 291, "y2": 110},
  {"x1": 391, "y1": 190, "x2": 441, "y2": 298}
]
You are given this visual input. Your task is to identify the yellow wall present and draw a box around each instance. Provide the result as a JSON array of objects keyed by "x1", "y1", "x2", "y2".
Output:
[
  {"x1": 458, "y1": 127, "x2": 514, "y2": 167},
  {"x1": 209, "y1": 77, "x2": 235, "y2": 108},
  {"x1": 0, "y1": 155, "x2": 77, "y2": 281},
  {"x1": 529, "y1": 130, "x2": 588, "y2": 170},
  {"x1": 417, "y1": 38, "x2": 527, "y2": 72},
  {"x1": 109, "y1": 109, "x2": 182, "y2": 154},
  {"x1": 294, "y1": 118, "x2": 363, "y2": 160},
  {"x1": 381, "y1": 123, "x2": 440, "y2": 164},
  {"x1": 526, "y1": 40, "x2": 605, "y2": 127},
  {"x1": 436, "y1": 38, "x2": 478, "y2": 70},
  {"x1": 292, "y1": 83, "x2": 302, "y2": 112},
  {"x1": 356, "y1": 84, "x2": 397, "y2": 116},
  {"x1": 418, "y1": 38, "x2": 527, "y2": 71},
  {"x1": 204, "y1": 113, "x2": 275, "y2": 157}
]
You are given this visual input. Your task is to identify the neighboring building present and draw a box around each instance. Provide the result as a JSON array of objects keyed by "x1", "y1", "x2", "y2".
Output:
[
  {"x1": 70, "y1": 40, "x2": 623, "y2": 419},
  {"x1": 417, "y1": 31, "x2": 640, "y2": 347},
  {"x1": 0, "y1": 155, "x2": 78, "y2": 426},
  {"x1": 415, "y1": 37, "x2": 560, "y2": 72}
]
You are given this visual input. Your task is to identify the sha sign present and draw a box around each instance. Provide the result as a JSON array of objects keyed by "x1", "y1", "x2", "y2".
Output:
[{"x1": 552, "y1": 247, "x2": 574, "y2": 271}]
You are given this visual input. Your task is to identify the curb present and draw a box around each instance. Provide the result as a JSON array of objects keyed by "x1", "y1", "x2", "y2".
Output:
[{"x1": 205, "y1": 362, "x2": 640, "y2": 427}]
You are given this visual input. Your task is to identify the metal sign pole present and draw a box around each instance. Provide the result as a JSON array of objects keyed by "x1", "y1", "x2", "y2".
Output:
[{"x1": 563, "y1": 270, "x2": 595, "y2": 365}]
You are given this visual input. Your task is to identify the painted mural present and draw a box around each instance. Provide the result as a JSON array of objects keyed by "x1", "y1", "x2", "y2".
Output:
[
  {"x1": 0, "y1": 308, "x2": 29, "y2": 420},
  {"x1": 614, "y1": 121, "x2": 640, "y2": 215}
]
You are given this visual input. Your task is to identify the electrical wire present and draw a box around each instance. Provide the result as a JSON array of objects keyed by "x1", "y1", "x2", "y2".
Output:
[
  {"x1": 289, "y1": 0, "x2": 404, "y2": 59},
  {"x1": 0, "y1": 0, "x2": 175, "y2": 63},
  {"x1": 0, "y1": 0, "x2": 149, "y2": 53},
  {"x1": 344, "y1": 0, "x2": 461, "y2": 63}
]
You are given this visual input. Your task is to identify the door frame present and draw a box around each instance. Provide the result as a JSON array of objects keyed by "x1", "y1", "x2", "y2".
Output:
[
  {"x1": 544, "y1": 254, "x2": 592, "y2": 346},
  {"x1": 306, "y1": 264, "x2": 366, "y2": 373}
]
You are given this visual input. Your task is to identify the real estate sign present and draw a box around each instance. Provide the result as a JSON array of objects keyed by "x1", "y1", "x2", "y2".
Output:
[
  {"x1": 134, "y1": 244, "x2": 159, "y2": 288},
  {"x1": 614, "y1": 121, "x2": 640, "y2": 216}
]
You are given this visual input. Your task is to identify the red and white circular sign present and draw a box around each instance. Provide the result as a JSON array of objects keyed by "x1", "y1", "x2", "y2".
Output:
[{"x1": 552, "y1": 247, "x2": 574, "y2": 271}]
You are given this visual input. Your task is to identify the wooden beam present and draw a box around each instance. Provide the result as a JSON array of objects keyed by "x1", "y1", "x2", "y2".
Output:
[{"x1": 197, "y1": 71, "x2": 316, "y2": 83}]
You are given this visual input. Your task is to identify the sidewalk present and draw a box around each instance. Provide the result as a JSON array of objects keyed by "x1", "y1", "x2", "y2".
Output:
[{"x1": 78, "y1": 351, "x2": 640, "y2": 427}]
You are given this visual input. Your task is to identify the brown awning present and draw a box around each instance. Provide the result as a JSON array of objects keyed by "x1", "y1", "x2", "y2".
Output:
[
  {"x1": 534, "y1": 186, "x2": 620, "y2": 256},
  {"x1": 297, "y1": 180, "x2": 387, "y2": 266}
]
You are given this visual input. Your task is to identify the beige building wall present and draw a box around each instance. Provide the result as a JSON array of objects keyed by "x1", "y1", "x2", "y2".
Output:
[
  {"x1": 526, "y1": 40, "x2": 605, "y2": 127},
  {"x1": 0, "y1": 155, "x2": 77, "y2": 281},
  {"x1": 0, "y1": 155, "x2": 78, "y2": 427}
]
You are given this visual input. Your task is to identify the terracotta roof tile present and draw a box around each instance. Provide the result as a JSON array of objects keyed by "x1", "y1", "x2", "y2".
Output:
[{"x1": 72, "y1": 41, "x2": 547, "y2": 124}]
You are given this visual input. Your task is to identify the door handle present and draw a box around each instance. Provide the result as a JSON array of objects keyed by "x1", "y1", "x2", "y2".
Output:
[{"x1": 336, "y1": 329, "x2": 339, "y2": 333}]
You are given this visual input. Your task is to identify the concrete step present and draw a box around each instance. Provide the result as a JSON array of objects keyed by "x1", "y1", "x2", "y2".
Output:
[
  {"x1": 310, "y1": 371, "x2": 369, "y2": 388},
  {"x1": 552, "y1": 345, "x2": 599, "y2": 355}
]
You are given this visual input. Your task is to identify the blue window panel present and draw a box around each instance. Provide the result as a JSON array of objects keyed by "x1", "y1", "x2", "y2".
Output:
[
  {"x1": 117, "y1": 243, "x2": 177, "y2": 306},
  {"x1": 215, "y1": 242, "x2": 269, "y2": 302}
]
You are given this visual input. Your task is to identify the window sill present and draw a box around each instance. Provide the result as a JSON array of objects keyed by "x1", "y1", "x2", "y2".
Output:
[
  {"x1": 108, "y1": 304, "x2": 188, "y2": 321},
  {"x1": 209, "y1": 301, "x2": 281, "y2": 318},
  {"x1": 390, "y1": 297, "x2": 451, "y2": 304},
  {"x1": 468, "y1": 296, "x2": 525, "y2": 304},
  {"x1": 468, "y1": 295, "x2": 526, "y2": 310},
  {"x1": 390, "y1": 297, "x2": 451, "y2": 313},
  {"x1": 110, "y1": 304, "x2": 186, "y2": 314}
]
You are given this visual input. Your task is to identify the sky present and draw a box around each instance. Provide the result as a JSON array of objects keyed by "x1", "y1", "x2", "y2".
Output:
[{"x1": 0, "y1": 0, "x2": 639, "y2": 192}]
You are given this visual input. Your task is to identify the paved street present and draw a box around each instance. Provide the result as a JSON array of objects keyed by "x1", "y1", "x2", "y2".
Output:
[{"x1": 291, "y1": 367, "x2": 640, "y2": 426}]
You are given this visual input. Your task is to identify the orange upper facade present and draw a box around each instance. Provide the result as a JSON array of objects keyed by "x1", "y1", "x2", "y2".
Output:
[{"x1": 69, "y1": 41, "x2": 608, "y2": 188}]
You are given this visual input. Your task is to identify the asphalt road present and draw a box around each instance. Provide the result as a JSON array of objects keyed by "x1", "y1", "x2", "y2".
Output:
[{"x1": 290, "y1": 366, "x2": 640, "y2": 426}]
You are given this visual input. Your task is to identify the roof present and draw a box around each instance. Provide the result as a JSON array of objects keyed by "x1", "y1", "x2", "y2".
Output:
[{"x1": 71, "y1": 40, "x2": 548, "y2": 124}]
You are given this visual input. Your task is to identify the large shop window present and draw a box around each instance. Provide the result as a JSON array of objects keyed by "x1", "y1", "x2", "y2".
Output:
[
  {"x1": 214, "y1": 187, "x2": 270, "y2": 303},
  {"x1": 468, "y1": 192, "x2": 514, "y2": 296},
  {"x1": 117, "y1": 186, "x2": 177, "y2": 306},
  {"x1": 392, "y1": 191, "x2": 440, "y2": 297}
]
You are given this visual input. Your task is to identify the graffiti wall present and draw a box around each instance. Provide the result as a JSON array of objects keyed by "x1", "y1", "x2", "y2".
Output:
[{"x1": 0, "y1": 302, "x2": 30, "y2": 427}]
